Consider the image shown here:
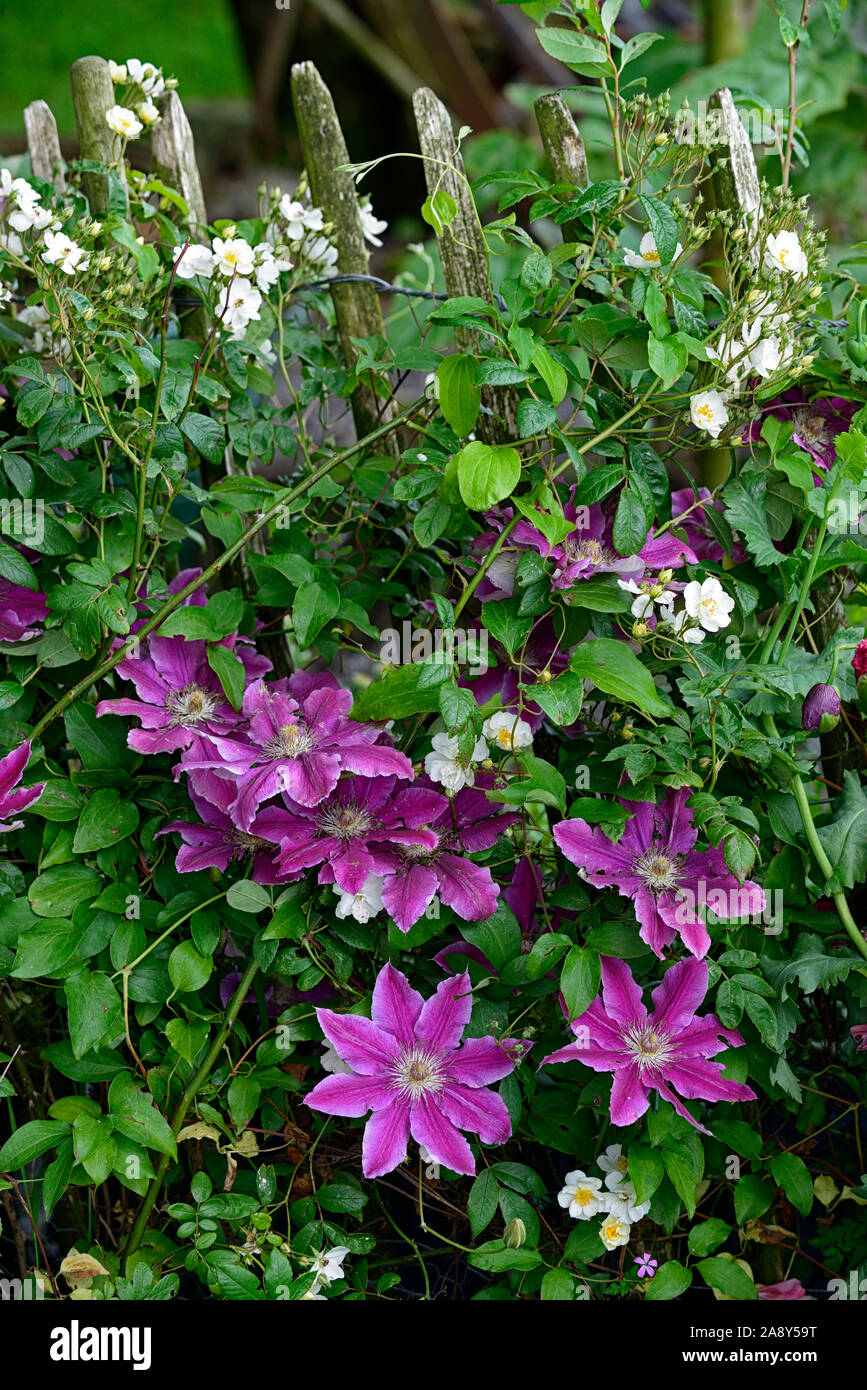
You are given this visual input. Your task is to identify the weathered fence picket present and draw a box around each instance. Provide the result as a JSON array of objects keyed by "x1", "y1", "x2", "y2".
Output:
[
  {"x1": 69, "y1": 56, "x2": 128, "y2": 216},
  {"x1": 151, "y1": 91, "x2": 209, "y2": 237},
  {"x1": 23, "y1": 100, "x2": 66, "y2": 195},
  {"x1": 533, "y1": 92, "x2": 587, "y2": 244},
  {"x1": 291, "y1": 59, "x2": 401, "y2": 453},
  {"x1": 412, "y1": 85, "x2": 518, "y2": 445}
]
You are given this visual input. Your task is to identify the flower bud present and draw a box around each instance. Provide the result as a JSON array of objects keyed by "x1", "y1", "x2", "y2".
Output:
[
  {"x1": 801, "y1": 682, "x2": 840, "y2": 734},
  {"x1": 503, "y1": 1218, "x2": 526, "y2": 1249}
]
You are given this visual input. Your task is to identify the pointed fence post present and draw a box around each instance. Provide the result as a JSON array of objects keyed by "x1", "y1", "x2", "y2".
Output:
[
  {"x1": 533, "y1": 93, "x2": 587, "y2": 244},
  {"x1": 151, "y1": 91, "x2": 209, "y2": 238},
  {"x1": 70, "y1": 56, "x2": 127, "y2": 216},
  {"x1": 23, "y1": 100, "x2": 66, "y2": 194},
  {"x1": 707, "y1": 86, "x2": 761, "y2": 264},
  {"x1": 291, "y1": 60, "x2": 400, "y2": 453},
  {"x1": 412, "y1": 86, "x2": 518, "y2": 445}
]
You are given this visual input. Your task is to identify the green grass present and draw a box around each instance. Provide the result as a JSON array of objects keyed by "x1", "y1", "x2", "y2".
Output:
[{"x1": 0, "y1": 0, "x2": 249, "y2": 134}]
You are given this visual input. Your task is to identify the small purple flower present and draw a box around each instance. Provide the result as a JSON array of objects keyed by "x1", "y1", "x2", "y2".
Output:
[
  {"x1": 634, "y1": 1253, "x2": 658, "y2": 1278},
  {"x1": 801, "y1": 683, "x2": 840, "y2": 733},
  {"x1": 161, "y1": 769, "x2": 296, "y2": 883},
  {"x1": 96, "y1": 632, "x2": 244, "y2": 762},
  {"x1": 0, "y1": 740, "x2": 45, "y2": 833},
  {"x1": 541, "y1": 955, "x2": 755, "y2": 1133},
  {"x1": 274, "y1": 775, "x2": 447, "y2": 894},
  {"x1": 0, "y1": 578, "x2": 47, "y2": 643},
  {"x1": 372, "y1": 779, "x2": 519, "y2": 933},
  {"x1": 206, "y1": 672, "x2": 415, "y2": 825},
  {"x1": 304, "y1": 962, "x2": 529, "y2": 1177},
  {"x1": 553, "y1": 788, "x2": 765, "y2": 958}
]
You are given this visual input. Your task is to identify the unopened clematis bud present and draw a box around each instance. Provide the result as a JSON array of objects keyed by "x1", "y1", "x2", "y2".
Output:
[
  {"x1": 503, "y1": 1218, "x2": 527, "y2": 1249},
  {"x1": 801, "y1": 682, "x2": 840, "y2": 734},
  {"x1": 853, "y1": 640, "x2": 867, "y2": 713}
]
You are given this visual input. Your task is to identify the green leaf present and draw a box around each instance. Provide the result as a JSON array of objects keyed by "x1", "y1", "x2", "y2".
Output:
[
  {"x1": 569, "y1": 638, "x2": 670, "y2": 717},
  {"x1": 770, "y1": 1153, "x2": 813, "y2": 1217},
  {"x1": 560, "y1": 946, "x2": 600, "y2": 1020},
  {"x1": 207, "y1": 643, "x2": 246, "y2": 712},
  {"x1": 0, "y1": 1120, "x2": 69, "y2": 1171},
  {"x1": 468, "y1": 1170, "x2": 500, "y2": 1238},
  {"x1": 468, "y1": 1240, "x2": 542, "y2": 1272},
  {"x1": 456, "y1": 441, "x2": 521, "y2": 510},
  {"x1": 638, "y1": 194, "x2": 679, "y2": 265},
  {"x1": 723, "y1": 828, "x2": 756, "y2": 883},
  {"x1": 293, "y1": 580, "x2": 340, "y2": 648},
  {"x1": 627, "y1": 1143, "x2": 665, "y2": 1203},
  {"x1": 697, "y1": 1256, "x2": 757, "y2": 1300},
  {"x1": 647, "y1": 332, "x2": 687, "y2": 387},
  {"x1": 413, "y1": 498, "x2": 452, "y2": 547},
  {"x1": 28, "y1": 865, "x2": 100, "y2": 918},
  {"x1": 531, "y1": 343, "x2": 568, "y2": 405},
  {"x1": 687, "y1": 1217, "x2": 731, "y2": 1256},
  {"x1": 72, "y1": 788, "x2": 139, "y2": 853},
  {"x1": 523, "y1": 671, "x2": 584, "y2": 725},
  {"x1": 351, "y1": 663, "x2": 444, "y2": 721},
  {"x1": 612, "y1": 476, "x2": 653, "y2": 555},
  {"x1": 169, "y1": 941, "x2": 213, "y2": 993},
  {"x1": 65, "y1": 972, "x2": 123, "y2": 1058},
  {"x1": 644, "y1": 1259, "x2": 692, "y2": 1300},
  {"x1": 541, "y1": 1267, "x2": 575, "y2": 1300},
  {"x1": 421, "y1": 189, "x2": 457, "y2": 236},
  {"x1": 816, "y1": 771, "x2": 867, "y2": 892},
  {"x1": 0, "y1": 541, "x2": 37, "y2": 588},
  {"x1": 534, "y1": 26, "x2": 610, "y2": 77},
  {"x1": 108, "y1": 1073, "x2": 176, "y2": 1157},
  {"x1": 723, "y1": 474, "x2": 783, "y2": 569},
  {"x1": 179, "y1": 411, "x2": 225, "y2": 466},
  {"x1": 734, "y1": 1174, "x2": 774, "y2": 1224},
  {"x1": 225, "y1": 880, "x2": 272, "y2": 914},
  {"x1": 436, "y1": 355, "x2": 480, "y2": 438}
]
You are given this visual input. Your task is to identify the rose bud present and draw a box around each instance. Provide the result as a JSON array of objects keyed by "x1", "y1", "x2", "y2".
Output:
[{"x1": 801, "y1": 682, "x2": 841, "y2": 734}]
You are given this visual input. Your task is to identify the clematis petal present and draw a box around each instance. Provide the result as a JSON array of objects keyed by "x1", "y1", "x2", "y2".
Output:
[
  {"x1": 371, "y1": 962, "x2": 424, "y2": 1045},
  {"x1": 416, "y1": 972, "x2": 473, "y2": 1050},
  {"x1": 609, "y1": 1065, "x2": 650, "y2": 1126},
  {"x1": 438, "y1": 1081, "x2": 512, "y2": 1144},
  {"x1": 649, "y1": 957, "x2": 708, "y2": 1031},
  {"x1": 409, "y1": 1096, "x2": 476, "y2": 1176},
  {"x1": 362, "y1": 1101, "x2": 411, "y2": 1178},
  {"x1": 303, "y1": 1073, "x2": 394, "y2": 1117},
  {"x1": 448, "y1": 1036, "x2": 523, "y2": 1087},
  {"x1": 600, "y1": 956, "x2": 647, "y2": 1026},
  {"x1": 314, "y1": 1008, "x2": 398, "y2": 1075}
]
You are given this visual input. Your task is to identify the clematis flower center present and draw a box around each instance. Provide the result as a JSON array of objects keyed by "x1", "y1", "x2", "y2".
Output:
[
  {"x1": 230, "y1": 829, "x2": 270, "y2": 853},
  {"x1": 166, "y1": 683, "x2": 218, "y2": 727},
  {"x1": 632, "y1": 848, "x2": 680, "y2": 892},
  {"x1": 562, "y1": 537, "x2": 617, "y2": 567},
  {"x1": 265, "y1": 722, "x2": 316, "y2": 759},
  {"x1": 317, "y1": 801, "x2": 373, "y2": 840},
  {"x1": 391, "y1": 1045, "x2": 445, "y2": 1100},
  {"x1": 403, "y1": 836, "x2": 439, "y2": 864},
  {"x1": 790, "y1": 407, "x2": 833, "y2": 455},
  {"x1": 622, "y1": 1020, "x2": 676, "y2": 1075}
]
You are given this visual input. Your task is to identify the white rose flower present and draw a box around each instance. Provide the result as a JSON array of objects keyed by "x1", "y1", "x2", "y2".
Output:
[
  {"x1": 306, "y1": 234, "x2": 339, "y2": 274},
  {"x1": 670, "y1": 605, "x2": 706, "y2": 644},
  {"x1": 217, "y1": 277, "x2": 262, "y2": 337},
  {"x1": 763, "y1": 230, "x2": 808, "y2": 279},
  {"x1": 137, "y1": 100, "x2": 160, "y2": 126},
  {"x1": 253, "y1": 243, "x2": 292, "y2": 293},
  {"x1": 332, "y1": 874, "x2": 384, "y2": 924},
  {"x1": 483, "y1": 710, "x2": 533, "y2": 753},
  {"x1": 311, "y1": 1246, "x2": 349, "y2": 1290},
  {"x1": 624, "y1": 231, "x2": 683, "y2": 270},
  {"x1": 597, "y1": 1143, "x2": 630, "y2": 1179},
  {"x1": 558, "y1": 1171, "x2": 607, "y2": 1221},
  {"x1": 108, "y1": 60, "x2": 128, "y2": 83},
  {"x1": 424, "y1": 731, "x2": 488, "y2": 792},
  {"x1": 690, "y1": 389, "x2": 729, "y2": 439},
  {"x1": 41, "y1": 230, "x2": 89, "y2": 275},
  {"x1": 359, "y1": 203, "x2": 388, "y2": 247},
  {"x1": 748, "y1": 334, "x2": 786, "y2": 379},
  {"x1": 321, "y1": 1042, "x2": 352, "y2": 1075},
  {"x1": 105, "y1": 105, "x2": 143, "y2": 140},
  {"x1": 683, "y1": 576, "x2": 734, "y2": 633},
  {"x1": 172, "y1": 243, "x2": 216, "y2": 280},
  {"x1": 212, "y1": 236, "x2": 255, "y2": 278},
  {"x1": 601, "y1": 1176, "x2": 651, "y2": 1223},
  {"x1": 126, "y1": 59, "x2": 165, "y2": 98},
  {"x1": 600, "y1": 1214, "x2": 631, "y2": 1251}
]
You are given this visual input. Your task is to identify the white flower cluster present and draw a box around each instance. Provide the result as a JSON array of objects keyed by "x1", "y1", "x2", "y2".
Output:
[
  {"x1": 266, "y1": 187, "x2": 387, "y2": 279},
  {"x1": 624, "y1": 231, "x2": 683, "y2": 271},
  {"x1": 424, "y1": 711, "x2": 534, "y2": 793},
  {"x1": 692, "y1": 230, "x2": 810, "y2": 439},
  {"x1": 0, "y1": 169, "x2": 90, "y2": 276},
  {"x1": 172, "y1": 230, "x2": 292, "y2": 338},
  {"x1": 105, "y1": 57, "x2": 173, "y2": 140},
  {"x1": 620, "y1": 574, "x2": 734, "y2": 646},
  {"x1": 558, "y1": 1144, "x2": 651, "y2": 1250}
]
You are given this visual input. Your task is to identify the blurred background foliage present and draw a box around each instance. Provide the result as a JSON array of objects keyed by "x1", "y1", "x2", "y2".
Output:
[{"x1": 0, "y1": 0, "x2": 864, "y2": 253}]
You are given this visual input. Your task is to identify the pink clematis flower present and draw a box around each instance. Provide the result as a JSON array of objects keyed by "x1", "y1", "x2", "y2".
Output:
[
  {"x1": 198, "y1": 673, "x2": 414, "y2": 824},
  {"x1": 160, "y1": 769, "x2": 298, "y2": 883},
  {"x1": 0, "y1": 741, "x2": 45, "y2": 833},
  {"x1": 371, "y1": 779, "x2": 519, "y2": 933},
  {"x1": 541, "y1": 955, "x2": 755, "y2": 1134},
  {"x1": 304, "y1": 962, "x2": 529, "y2": 1177},
  {"x1": 553, "y1": 788, "x2": 765, "y2": 959}
]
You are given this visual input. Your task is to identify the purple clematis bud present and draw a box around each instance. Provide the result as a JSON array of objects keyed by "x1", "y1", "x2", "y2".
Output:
[{"x1": 801, "y1": 683, "x2": 840, "y2": 734}]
